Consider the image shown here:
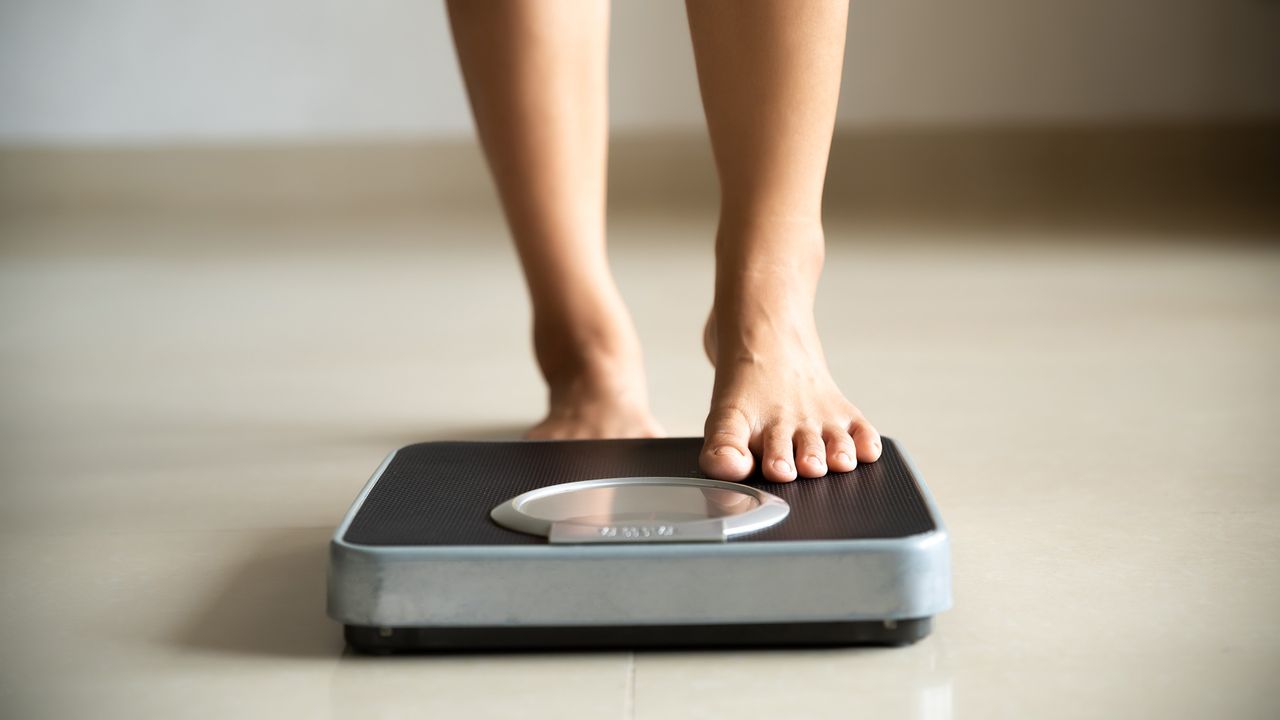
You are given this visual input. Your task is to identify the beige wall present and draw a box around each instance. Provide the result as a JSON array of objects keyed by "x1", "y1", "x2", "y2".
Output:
[{"x1": 1, "y1": 0, "x2": 1277, "y2": 144}]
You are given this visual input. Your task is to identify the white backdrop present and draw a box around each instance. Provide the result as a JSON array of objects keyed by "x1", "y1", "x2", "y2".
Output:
[{"x1": 1, "y1": 0, "x2": 1277, "y2": 144}]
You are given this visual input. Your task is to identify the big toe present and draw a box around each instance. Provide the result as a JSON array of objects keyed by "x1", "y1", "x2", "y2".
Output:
[{"x1": 700, "y1": 408, "x2": 754, "y2": 481}]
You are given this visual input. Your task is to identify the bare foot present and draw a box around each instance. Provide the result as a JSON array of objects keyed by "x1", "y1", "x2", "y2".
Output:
[
  {"x1": 699, "y1": 220, "x2": 881, "y2": 482},
  {"x1": 524, "y1": 293, "x2": 664, "y2": 440}
]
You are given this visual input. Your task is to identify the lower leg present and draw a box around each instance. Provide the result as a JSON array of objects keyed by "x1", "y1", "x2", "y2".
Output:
[
  {"x1": 686, "y1": 0, "x2": 881, "y2": 480},
  {"x1": 447, "y1": 0, "x2": 660, "y2": 438}
]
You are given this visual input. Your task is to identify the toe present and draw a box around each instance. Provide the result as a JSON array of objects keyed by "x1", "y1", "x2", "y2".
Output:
[
  {"x1": 850, "y1": 417, "x2": 883, "y2": 463},
  {"x1": 762, "y1": 423, "x2": 798, "y2": 483},
  {"x1": 793, "y1": 426, "x2": 828, "y2": 478},
  {"x1": 823, "y1": 425, "x2": 858, "y2": 472},
  {"x1": 700, "y1": 406, "x2": 755, "y2": 481}
]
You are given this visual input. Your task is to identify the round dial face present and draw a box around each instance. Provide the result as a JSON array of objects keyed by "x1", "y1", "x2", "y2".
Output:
[
  {"x1": 490, "y1": 477, "x2": 790, "y2": 542},
  {"x1": 518, "y1": 482, "x2": 762, "y2": 526}
]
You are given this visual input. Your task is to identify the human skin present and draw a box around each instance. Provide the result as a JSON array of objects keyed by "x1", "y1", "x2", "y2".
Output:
[
  {"x1": 446, "y1": 0, "x2": 662, "y2": 440},
  {"x1": 446, "y1": 0, "x2": 881, "y2": 481}
]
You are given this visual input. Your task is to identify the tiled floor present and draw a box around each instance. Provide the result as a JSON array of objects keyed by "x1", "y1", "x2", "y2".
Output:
[{"x1": 1, "y1": 205, "x2": 1278, "y2": 718}]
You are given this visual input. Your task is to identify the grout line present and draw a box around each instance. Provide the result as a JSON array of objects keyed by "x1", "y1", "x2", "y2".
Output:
[{"x1": 624, "y1": 651, "x2": 637, "y2": 720}]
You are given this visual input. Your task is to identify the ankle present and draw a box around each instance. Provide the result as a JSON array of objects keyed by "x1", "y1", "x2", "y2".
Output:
[
  {"x1": 532, "y1": 303, "x2": 645, "y2": 391},
  {"x1": 710, "y1": 218, "x2": 826, "y2": 357},
  {"x1": 714, "y1": 216, "x2": 824, "y2": 290},
  {"x1": 536, "y1": 331, "x2": 642, "y2": 386},
  {"x1": 709, "y1": 305, "x2": 821, "y2": 363}
]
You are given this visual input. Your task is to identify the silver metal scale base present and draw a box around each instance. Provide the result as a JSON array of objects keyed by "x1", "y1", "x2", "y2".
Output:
[{"x1": 326, "y1": 437, "x2": 951, "y2": 652}]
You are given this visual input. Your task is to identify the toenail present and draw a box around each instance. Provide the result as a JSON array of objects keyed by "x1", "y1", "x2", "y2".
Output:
[
  {"x1": 806, "y1": 454, "x2": 824, "y2": 467},
  {"x1": 713, "y1": 446, "x2": 741, "y2": 457},
  {"x1": 837, "y1": 452, "x2": 852, "y2": 465},
  {"x1": 773, "y1": 459, "x2": 792, "y2": 475}
]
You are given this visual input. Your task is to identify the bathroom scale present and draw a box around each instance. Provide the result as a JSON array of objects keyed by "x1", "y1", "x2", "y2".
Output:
[{"x1": 327, "y1": 437, "x2": 951, "y2": 652}]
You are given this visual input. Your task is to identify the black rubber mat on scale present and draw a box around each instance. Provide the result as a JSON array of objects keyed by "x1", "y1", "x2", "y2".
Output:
[{"x1": 342, "y1": 436, "x2": 935, "y2": 546}]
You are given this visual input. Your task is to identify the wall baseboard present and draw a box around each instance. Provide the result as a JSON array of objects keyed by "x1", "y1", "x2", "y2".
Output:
[{"x1": 2, "y1": 123, "x2": 1277, "y2": 235}]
